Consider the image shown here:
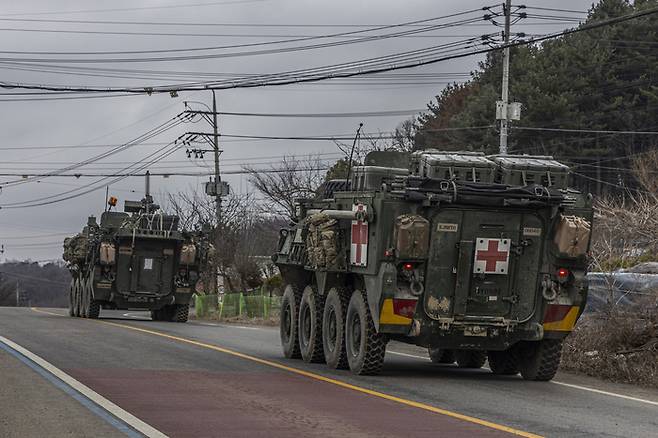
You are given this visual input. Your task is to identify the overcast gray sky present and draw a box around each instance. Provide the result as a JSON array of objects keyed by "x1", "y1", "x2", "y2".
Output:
[{"x1": 0, "y1": 0, "x2": 595, "y2": 261}]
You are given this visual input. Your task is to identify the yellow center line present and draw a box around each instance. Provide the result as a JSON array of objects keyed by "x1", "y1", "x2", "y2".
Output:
[{"x1": 31, "y1": 307, "x2": 542, "y2": 438}]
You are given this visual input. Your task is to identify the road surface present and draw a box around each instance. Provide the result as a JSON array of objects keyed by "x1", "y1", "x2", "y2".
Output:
[{"x1": 1, "y1": 307, "x2": 656, "y2": 438}]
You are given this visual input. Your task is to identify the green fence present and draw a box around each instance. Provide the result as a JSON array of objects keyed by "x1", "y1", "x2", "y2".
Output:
[{"x1": 194, "y1": 293, "x2": 281, "y2": 320}]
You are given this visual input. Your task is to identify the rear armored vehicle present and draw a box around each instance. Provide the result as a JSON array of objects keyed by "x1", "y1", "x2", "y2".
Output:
[
  {"x1": 274, "y1": 150, "x2": 593, "y2": 380},
  {"x1": 63, "y1": 176, "x2": 206, "y2": 322}
]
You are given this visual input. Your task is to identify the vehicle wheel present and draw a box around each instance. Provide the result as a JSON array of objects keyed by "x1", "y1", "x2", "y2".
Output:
[
  {"x1": 88, "y1": 300, "x2": 101, "y2": 319},
  {"x1": 73, "y1": 279, "x2": 81, "y2": 317},
  {"x1": 345, "y1": 290, "x2": 386, "y2": 375},
  {"x1": 298, "y1": 286, "x2": 324, "y2": 363},
  {"x1": 455, "y1": 350, "x2": 487, "y2": 368},
  {"x1": 487, "y1": 349, "x2": 519, "y2": 375},
  {"x1": 428, "y1": 347, "x2": 455, "y2": 364},
  {"x1": 68, "y1": 280, "x2": 75, "y2": 317},
  {"x1": 518, "y1": 339, "x2": 563, "y2": 381},
  {"x1": 280, "y1": 284, "x2": 302, "y2": 359},
  {"x1": 86, "y1": 275, "x2": 100, "y2": 319},
  {"x1": 322, "y1": 287, "x2": 349, "y2": 369},
  {"x1": 173, "y1": 304, "x2": 189, "y2": 323},
  {"x1": 80, "y1": 279, "x2": 90, "y2": 318}
]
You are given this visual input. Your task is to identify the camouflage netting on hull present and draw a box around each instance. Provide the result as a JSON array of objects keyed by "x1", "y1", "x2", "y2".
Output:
[
  {"x1": 63, "y1": 233, "x2": 88, "y2": 264},
  {"x1": 305, "y1": 213, "x2": 339, "y2": 269}
]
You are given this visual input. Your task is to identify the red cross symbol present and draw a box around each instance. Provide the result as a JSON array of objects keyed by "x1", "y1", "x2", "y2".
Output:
[
  {"x1": 351, "y1": 204, "x2": 368, "y2": 266},
  {"x1": 475, "y1": 240, "x2": 508, "y2": 272}
]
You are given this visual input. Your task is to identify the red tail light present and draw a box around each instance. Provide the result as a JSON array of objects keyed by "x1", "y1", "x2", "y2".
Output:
[
  {"x1": 402, "y1": 262, "x2": 414, "y2": 271},
  {"x1": 392, "y1": 299, "x2": 417, "y2": 318},
  {"x1": 557, "y1": 268, "x2": 570, "y2": 282}
]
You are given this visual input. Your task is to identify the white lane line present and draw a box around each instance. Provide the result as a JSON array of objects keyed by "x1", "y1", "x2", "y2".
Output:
[
  {"x1": 0, "y1": 335, "x2": 168, "y2": 438},
  {"x1": 551, "y1": 381, "x2": 658, "y2": 407},
  {"x1": 388, "y1": 349, "x2": 658, "y2": 407}
]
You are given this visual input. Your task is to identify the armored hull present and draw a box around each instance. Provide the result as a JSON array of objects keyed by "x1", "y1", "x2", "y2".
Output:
[
  {"x1": 64, "y1": 197, "x2": 204, "y2": 322},
  {"x1": 275, "y1": 150, "x2": 593, "y2": 380}
]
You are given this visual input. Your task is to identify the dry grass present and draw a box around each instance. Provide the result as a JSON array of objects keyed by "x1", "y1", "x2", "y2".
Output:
[{"x1": 561, "y1": 305, "x2": 658, "y2": 387}]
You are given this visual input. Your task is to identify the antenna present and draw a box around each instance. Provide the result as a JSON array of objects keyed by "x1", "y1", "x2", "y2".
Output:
[
  {"x1": 104, "y1": 186, "x2": 109, "y2": 212},
  {"x1": 345, "y1": 123, "x2": 363, "y2": 186}
]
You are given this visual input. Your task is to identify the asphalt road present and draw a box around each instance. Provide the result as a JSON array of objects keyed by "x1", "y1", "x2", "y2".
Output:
[{"x1": 1, "y1": 307, "x2": 657, "y2": 438}]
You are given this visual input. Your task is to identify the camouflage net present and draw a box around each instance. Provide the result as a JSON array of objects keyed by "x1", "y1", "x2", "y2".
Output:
[
  {"x1": 305, "y1": 213, "x2": 339, "y2": 269},
  {"x1": 62, "y1": 233, "x2": 88, "y2": 264}
]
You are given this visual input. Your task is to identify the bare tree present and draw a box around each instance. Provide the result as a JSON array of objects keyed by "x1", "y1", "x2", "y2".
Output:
[
  {"x1": 245, "y1": 155, "x2": 327, "y2": 221},
  {"x1": 166, "y1": 190, "x2": 281, "y2": 293}
]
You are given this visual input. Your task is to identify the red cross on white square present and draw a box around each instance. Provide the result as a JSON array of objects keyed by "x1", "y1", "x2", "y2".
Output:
[
  {"x1": 473, "y1": 238, "x2": 510, "y2": 275},
  {"x1": 350, "y1": 204, "x2": 368, "y2": 267}
]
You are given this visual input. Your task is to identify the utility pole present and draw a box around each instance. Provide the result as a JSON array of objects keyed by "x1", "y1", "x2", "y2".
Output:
[
  {"x1": 499, "y1": 0, "x2": 512, "y2": 155},
  {"x1": 176, "y1": 92, "x2": 229, "y2": 294},
  {"x1": 212, "y1": 90, "x2": 222, "y2": 227}
]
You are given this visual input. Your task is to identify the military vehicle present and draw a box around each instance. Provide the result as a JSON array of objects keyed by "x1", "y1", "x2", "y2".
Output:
[
  {"x1": 273, "y1": 150, "x2": 593, "y2": 380},
  {"x1": 63, "y1": 175, "x2": 205, "y2": 322}
]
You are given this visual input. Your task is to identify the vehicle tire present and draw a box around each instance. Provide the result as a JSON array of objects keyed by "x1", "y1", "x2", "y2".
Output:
[
  {"x1": 428, "y1": 347, "x2": 455, "y2": 364},
  {"x1": 86, "y1": 275, "x2": 100, "y2": 319},
  {"x1": 322, "y1": 287, "x2": 349, "y2": 369},
  {"x1": 68, "y1": 280, "x2": 75, "y2": 317},
  {"x1": 150, "y1": 309, "x2": 162, "y2": 321},
  {"x1": 280, "y1": 284, "x2": 302, "y2": 359},
  {"x1": 173, "y1": 304, "x2": 189, "y2": 323},
  {"x1": 298, "y1": 286, "x2": 324, "y2": 363},
  {"x1": 454, "y1": 350, "x2": 487, "y2": 368},
  {"x1": 518, "y1": 339, "x2": 563, "y2": 381},
  {"x1": 73, "y1": 279, "x2": 81, "y2": 317},
  {"x1": 487, "y1": 349, "x2": 519, "y2": 375},
  {"x1": 80, "y1": 279, "x2": 90, "y2": 318},
  {"x1": 345, "y1": 290, "x2": 386, "y2": 375},
  {"x1": 88, "y1": 300, "x2": 101, "y2": 319}
]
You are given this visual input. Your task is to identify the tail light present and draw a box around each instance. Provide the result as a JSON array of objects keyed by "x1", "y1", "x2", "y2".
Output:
[
  {"x1": 392, "y1": 299, "x2": 417, "y2": 318},
  {"x1": 556, "y1": 268, "x2": 570, "y2": 283},
  {"x1": 401, "y1": 262, "x2": 415, "y2": 272}
]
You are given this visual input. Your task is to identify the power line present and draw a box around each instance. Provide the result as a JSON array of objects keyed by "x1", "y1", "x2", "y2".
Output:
[
  {"x1": 0, "y1": 0, "x2": 267, "y2": 17},
  {"x1": 512, "y1": 126, "x2": 658, "y2": 135},
  {"x1": 2, "y1": 6, "x2": 655, "y2": 94}
]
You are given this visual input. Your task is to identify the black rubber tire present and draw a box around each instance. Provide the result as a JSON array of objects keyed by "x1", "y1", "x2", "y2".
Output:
[
  {"x1": 345, "y1": 290, "x2": 386, "y2": 375},
  {"x1": 298, "y1": 286, "x2": 325, "y2": 363},
  {"x1": 88, "y1": 300, "x2": 101, "y2": 319},
  {"x1": 81, "y1": 278, "x2": 90, "y2": 318},
  {"x1": 428, "y1": 347, "x2": 455, "y2": 364},
  {"x1": 518, "y1": 339, "x2": 563, "y2": 381},
  {"x1": 455, "y1": 350, "x2": 487, "y2": 368},
  {"x1": 322, "y1": 287, "x2": 349, "y2": 369},
  {"x1": 68, "y1": 280, "x2": 75, "y2": 317},
  {"x1": 150, "y1": 309, "x2": 162, "y2": 321},
  {"x1": 487, "y1": 349, "x2": 519, "y2": 375},
  {"x1": 280, "y1": 284, "x2": 302, "y2": 359},
  {"x1": 73, "y1": 279, "x2": 81, "y2": 317},
  {"x1": 173, "y1": 304, "x2": 189, "y2": 323}
]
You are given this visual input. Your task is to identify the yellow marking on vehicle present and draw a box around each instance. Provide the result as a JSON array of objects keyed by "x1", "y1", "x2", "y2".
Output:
[
  {"x1": 379, "y1": 298, "x2": 412, "y2": 325},
  {"x1": 543, "y1": 306, "x2": 579, "y2": 331},
  {"x1": 31, "y1": 307, "x2": 541, "y2": 438}
]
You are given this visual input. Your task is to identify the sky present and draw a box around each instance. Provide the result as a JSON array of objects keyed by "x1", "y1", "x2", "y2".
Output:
[{"x1": 0, "y1": 0, "x2": 596, "y2": 261}]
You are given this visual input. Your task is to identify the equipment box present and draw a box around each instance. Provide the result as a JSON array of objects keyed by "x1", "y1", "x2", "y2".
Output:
[
  {"x1": 490, "y1": 155, "x2": 569, "y2": 188},
  {"x1": 411, "y1": 150, "x2": 496, "y2": 182},
  {"x1": 351, "y1": 165, "x2": 408, "y2": 191}
]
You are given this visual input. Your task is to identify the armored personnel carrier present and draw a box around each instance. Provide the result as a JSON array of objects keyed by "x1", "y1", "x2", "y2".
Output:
[
  {"x1": 274, "y1": 150, "x2": 593, "y2": 380},
  {"x1": 63, "y1": 177, "x2": 205, "y2": 322}
]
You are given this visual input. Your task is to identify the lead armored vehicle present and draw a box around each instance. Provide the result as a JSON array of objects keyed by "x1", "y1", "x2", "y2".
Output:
[
  {"x1": 63, "y1": 177, "x2": 205, "y2": 322},
  {"x1": 274, "y1": 150, "x2": 593, "y2": 380}
]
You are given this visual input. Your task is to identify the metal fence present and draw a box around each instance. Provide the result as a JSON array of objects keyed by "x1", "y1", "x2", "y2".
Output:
[{"x1": 195, "y1": 293, "x2": 281, "y2": 320}]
